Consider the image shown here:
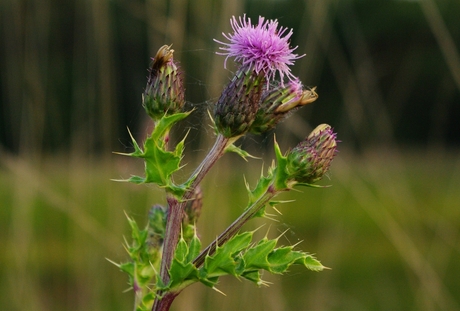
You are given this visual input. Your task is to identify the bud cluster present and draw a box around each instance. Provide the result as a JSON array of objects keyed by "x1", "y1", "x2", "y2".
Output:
[{"x1": 213, "y1": 16, "x2": 318, "y2": 137}]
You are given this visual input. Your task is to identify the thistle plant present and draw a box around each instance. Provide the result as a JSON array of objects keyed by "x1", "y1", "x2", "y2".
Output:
[{"x1": 113, "y1": 15, "x2": 339, "y2": 311}]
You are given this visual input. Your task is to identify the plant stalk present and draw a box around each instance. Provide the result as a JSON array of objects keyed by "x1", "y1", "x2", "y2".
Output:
[{"x1": 153, "y1": 134, "x2": 231, "y2": 311}]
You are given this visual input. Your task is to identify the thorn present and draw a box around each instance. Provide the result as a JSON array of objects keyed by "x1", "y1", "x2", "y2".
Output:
[
  {"x1": 276, "y1": 228, "x2": 290, "y2": 242},
  {"x1": 271, "y1": 205, "x2": 283, "y2": 215},
  {"x1": 110, "y1": 178, "x2": 130, "y2": 182},
  {"x1": 258, "y1": 279, "x2": 272, "y2": 287},
  {"x1": 105, "y1": 258, "x2": 121, "y2": 267},
  {"x1": 212, "y1": 286, "x2": 227, "y2": 296},
  {"x1": 112, "y1": 151, "x2": 133, "y2": 156},
  {"x1": 263, "y1": 215, "x2": 280, "y2": 222},
  {"x1": 292, "y1": 240, "x2": 303, "y2": 248}
]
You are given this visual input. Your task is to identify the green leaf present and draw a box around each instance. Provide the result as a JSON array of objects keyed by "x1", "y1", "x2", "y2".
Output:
[
  {"x1": 245, "y1": 172, "x2": 273, "y2": 209},
  {"x1": 266, "y1": 247, "x2": 305, "y2": 273},
  {"x1": 243, "y1": 237, "x2": 277, "y2": 270},
  {"x1": 225, "y1": 143, "x2": 259, "y2": 161},
  {"x1": 187, "y1": 231, "x2": 202, "y2": 263},
  {"x1": 168, "y1": 259, "x2": 199, "y2": 290},
  {"x1": 167, "y1": 232, "x2": 203, "y2": 291},
  {"x1": 119, "y1": 262, "x2": 134, "y2": 276},
  {"x1": 241, "y1": 270, "x2": 261, "y2": 284},
  {"x1": 174, "y1": 237, "x2": 189, "y2": 263},
  {"x1": 150, "y1": 112, "x2": 190, "y2": 142},
  {"x1": 296, "y1": 254, "x2": 325, "y2": 272},
  {"x1": 116, "y1": 112, "x2": 191, "y2": 196},
  {"x1": 143, "y1": 134, "x2": 180, "y2": 182},
  {"x1": 127, "y1": 175, "x2": 146, "y2": 184},
  {"x1": 141, "y1": 292, "x2": 156, "y2": 309},
  {"x1": 273, "y1": 138, "x2": 290, "y2": 191},
  {"x1": 203, "y1": 232, "x2": 252, "y2": 278}
]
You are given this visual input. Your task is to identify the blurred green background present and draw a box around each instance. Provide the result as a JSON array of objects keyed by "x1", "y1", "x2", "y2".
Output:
[{"x1": 1, "y1": 0, "x2": 460, "y2": 310}]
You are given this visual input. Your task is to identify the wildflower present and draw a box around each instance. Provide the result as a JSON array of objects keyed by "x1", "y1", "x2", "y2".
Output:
[
  {"x1": 143, "y1": 45, "x2": 185, "y2": 120},
  {"x1": 250, "y1": 80, "x2": 318, "y2": 134},
  {"x1": 214, "y1": 65, "x2": 264, "y2": 138},
  {"x1": 215, "y1": 15, "x2": 303, "y2": 85},
  {"x1": 286, "y1": 124, "x2": 338, "y2": 184}
]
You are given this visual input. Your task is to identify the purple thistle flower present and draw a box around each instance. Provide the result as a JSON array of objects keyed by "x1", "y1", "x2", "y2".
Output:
[{"x1": 214, "y1": 15, "x2": 304, "y2": 85}]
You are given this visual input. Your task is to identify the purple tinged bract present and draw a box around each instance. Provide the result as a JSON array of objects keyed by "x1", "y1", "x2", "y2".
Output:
[{"x1": 215, "y1": 15, "x2": 304, "y2": 85}]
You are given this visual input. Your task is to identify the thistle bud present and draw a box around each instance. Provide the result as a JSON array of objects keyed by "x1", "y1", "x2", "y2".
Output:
[
  {"x1": 183, "y1": 186, "x2": 203, "y2": 226},
  {"x1": 250, "y1": 80, "x2": 318, "y2": 134},
  {"x1": 147, "y1": 204, "x2": 167, "y2": 250},
  {"x1": 142, "y1": 45, "x2": 185, "y2": 120},
  {"x1": 214, "y1": 66, "x2": 265, "y2": 138},
  {"x1": 181, "y1": 186, "x2": 203, "y2": 242},
  {"x1": 286, "y1": 124, "x2": 338, "y2": 184}
]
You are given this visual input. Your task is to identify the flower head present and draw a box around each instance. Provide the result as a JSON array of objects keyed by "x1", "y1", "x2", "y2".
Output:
[
  {"x1": 143, "y1": 45, "x2": 185, "y2": 120},
  {"x1": 286, "y1": 124, "x2": 338, "y2": 184},
  {"x1": 249, "y1": 80, "x2": 318, "y2": 134},
  {"x1": 215, "y1": 15, "x2": 303, "y2": 85},
  {"x1": 214, "y1": 66, "x2": 264, "y2": 138}
]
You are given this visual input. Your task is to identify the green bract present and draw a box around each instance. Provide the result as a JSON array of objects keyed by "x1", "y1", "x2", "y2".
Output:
[{"x1": 115, "y1": 112, "x2": 191, "y2": 197}]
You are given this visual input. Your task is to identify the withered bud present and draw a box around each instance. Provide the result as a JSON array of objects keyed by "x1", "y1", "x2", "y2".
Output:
[{"x1": 142, "y1": 45, "x2": 185, "y2": 120}]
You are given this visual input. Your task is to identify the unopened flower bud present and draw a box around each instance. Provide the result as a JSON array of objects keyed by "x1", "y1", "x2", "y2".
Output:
[
  {"x1": 183, "y1": 186, "x2": 203, "y2": 226},
  {"x1": 148, "y1": 204, "x2": 167, "y2": 249},
  {"x1": 214, "y1": 66, "x2": 265, "y2": 138},
  {"x1": 286, "y1": 124, "x2": 338, "y2": 184},
  {"x1": 142, "y1": 45, "x2": 185, "y2": 120},
  {"x1": 250, "y1": 80, "x2": 318, "y2": 134}
]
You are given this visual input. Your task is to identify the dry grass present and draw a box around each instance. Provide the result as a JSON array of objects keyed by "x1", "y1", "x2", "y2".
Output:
[{"x1": 1, "y1": 147, "x2": 459, "y2": 311}]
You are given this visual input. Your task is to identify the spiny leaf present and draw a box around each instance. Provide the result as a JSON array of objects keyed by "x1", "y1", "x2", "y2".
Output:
[
  {"x1": 174, "y1": 237, "x2": 189, "y2": 263},
  {"x1": 167, "y1": 231, "x2": 202, "y2": 291},
  {"x1": 203, "y1": 232, "x2": 252, "y2": 278},
  {"x1": 266, "y1": 246, "x2": 305, "y2": 273},
  {"x1": 127, "y1": 175, "x2": 146, "y2": 184},
  {"x1": 295, "y1": 254, "x2": 326, "y2": 272},
  {"x1": 245, "y1": 169, "x2": 273, "y2": 209},
  {"x1": 187, "y1": 231, "x2": 202, "y2": 263},
  {"x1": 143, "y1": 134, "x2": 181, "y2": 183},
  {"x1": 168, "y1": 259, "x2": 199, "y2": 290},
  {"x1": 225, "y1": 143, "x2": 259, "y2": 161},
  {"x1": 273, "y1": 138, "x2": 290, "y2": 191},
  {"x1": 241, "y1": 270, "x2": 261, "y2": 284},
  {"x1": 116, "y1": 113, "x2": 191, "y2": 197},
  {"x1": 119, "y1": 262, "x2": 134, "y2": 276},
  {"x1": 243, "y1": 237, "x2": 277, "y2": 270},
  {"x1": 150, "y1": 112, "x2": 190, "y2": 142}
]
